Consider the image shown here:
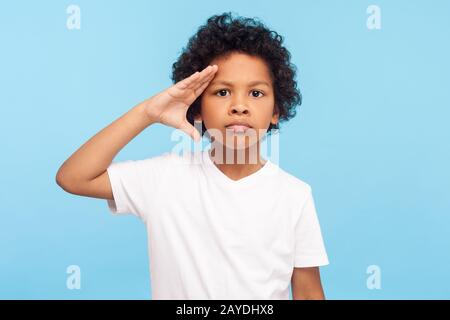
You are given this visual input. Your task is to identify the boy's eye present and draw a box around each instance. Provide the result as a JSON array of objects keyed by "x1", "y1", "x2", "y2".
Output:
[
  {"x1": 216, "y1": 89, "x2": 229, "y2": 97},
  {"x1": 251, "y1": 90, "x2": 264, "y2": 98},
  {"x1": 214, "y1": 89, "x2": 265, "y2": 98}
]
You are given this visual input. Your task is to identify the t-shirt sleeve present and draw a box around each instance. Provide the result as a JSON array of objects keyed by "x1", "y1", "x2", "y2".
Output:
[
  {"x1": 106, "y1": 152, "x2": 171, "y2": 222},
  {"x1": 293, "y1": 187, "x2": 329, "y2": 267}
]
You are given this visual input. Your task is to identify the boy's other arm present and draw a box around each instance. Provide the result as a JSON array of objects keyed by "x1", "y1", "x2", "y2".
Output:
[
  {"x1": 55, "y1": 103, "x2": 156, "y2": 200},
  {"x1": 291, "y1": 267, "x2": 325, "y2": 300}
]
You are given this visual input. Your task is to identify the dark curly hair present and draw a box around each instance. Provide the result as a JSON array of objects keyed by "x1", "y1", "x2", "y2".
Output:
[{"x1": 171, "y1": 12, "x2": 302, "y2": 136}]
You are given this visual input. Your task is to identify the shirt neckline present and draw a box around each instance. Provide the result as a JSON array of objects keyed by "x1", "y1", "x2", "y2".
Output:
[{"x1": 201, "y1": 148, "x2": 273, "y2": 187}]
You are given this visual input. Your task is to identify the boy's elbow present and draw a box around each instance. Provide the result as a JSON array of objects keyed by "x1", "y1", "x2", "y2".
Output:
[
  {"x1": 56, "y1": 166, "x2": 111, "y2": 199},
  {"x1": 55, "y1": 167, "x2": 79, "y2": 194}
]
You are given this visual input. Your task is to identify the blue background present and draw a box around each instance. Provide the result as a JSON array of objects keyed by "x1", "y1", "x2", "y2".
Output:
[{"x1": 1, "y1": 0, "x2": 449, "y2": 299}]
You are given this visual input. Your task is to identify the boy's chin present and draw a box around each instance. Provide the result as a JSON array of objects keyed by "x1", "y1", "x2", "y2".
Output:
[{"x1": 214, "y1": 136, "x2": 259, "y2": 151}]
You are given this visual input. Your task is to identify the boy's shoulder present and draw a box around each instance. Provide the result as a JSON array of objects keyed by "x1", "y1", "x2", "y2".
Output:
[
  {"x1": 139, "y1": 150, "x2": 189, "y2": 165},
  {"x1": 136, "y1": 149, "x2": 208, "y2": 172}
]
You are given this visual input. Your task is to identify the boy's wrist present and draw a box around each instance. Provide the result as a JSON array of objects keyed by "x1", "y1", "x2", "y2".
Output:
[{"x1": 135, "y1": 100, "x2": 159, "y2": 127}]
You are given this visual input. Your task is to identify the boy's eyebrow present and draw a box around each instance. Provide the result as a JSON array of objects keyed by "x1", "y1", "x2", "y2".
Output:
[{"x1": 210, "y1": 80, "x2": 271, "y2": 88}]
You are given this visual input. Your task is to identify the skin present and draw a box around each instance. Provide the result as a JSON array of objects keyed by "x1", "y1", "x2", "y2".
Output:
[
  {"x1": 291, "y1": 267, "x2": 326, "y2": 300},
  {"x1": 55, "y1": 52, "x2": 325, "y2": 299}
]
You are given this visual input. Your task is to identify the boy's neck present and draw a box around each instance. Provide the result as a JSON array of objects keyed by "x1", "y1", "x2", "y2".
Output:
[{"x1": 208, "y1": 143, "x2": 266, "y2": 181}]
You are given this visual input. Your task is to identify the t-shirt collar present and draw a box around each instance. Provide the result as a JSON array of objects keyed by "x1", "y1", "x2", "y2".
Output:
[{"x1": 201, "y1": 148, "x2": 274, "y2": 187}]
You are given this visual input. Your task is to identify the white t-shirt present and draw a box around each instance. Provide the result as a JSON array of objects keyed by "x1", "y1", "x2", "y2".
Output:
[{"x1": 106, "y1": 148, "x2": 329, "y2": 299}]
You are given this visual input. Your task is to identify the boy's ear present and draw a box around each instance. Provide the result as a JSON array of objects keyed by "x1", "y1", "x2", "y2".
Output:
[{"x1": 271, "y1": 106, "x2": 279, "y2": 126}]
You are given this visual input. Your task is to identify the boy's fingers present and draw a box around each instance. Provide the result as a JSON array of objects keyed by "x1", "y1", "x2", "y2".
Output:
[
  {"x1": 194, "y1": 77, "x2": 213, "y2": 97},
  {"x1": 175, "y1": 65, "x2": 217, "y2": 94},
  {"x1": 192, "y1": 68, "x2": 217, "y2": 95},
  {"x1": 177, "y1": 71, "x2": 200, "y2": 89},
  {"x1": 186, "y1": 65, "x2": 217, "y2": 90},
  {"x1": 193, "y1": 69, "x2": 216, "y2": 91}
]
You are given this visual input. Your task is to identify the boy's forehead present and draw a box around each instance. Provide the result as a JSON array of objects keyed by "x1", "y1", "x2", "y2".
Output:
[{"x1": 210, "y1": 53, "x2": 272, "y2": 84}]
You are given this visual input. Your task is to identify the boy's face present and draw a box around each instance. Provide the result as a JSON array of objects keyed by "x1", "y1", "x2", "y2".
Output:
[{"x1": 197, "y1": 52, "x2": 278, "y2": 151}]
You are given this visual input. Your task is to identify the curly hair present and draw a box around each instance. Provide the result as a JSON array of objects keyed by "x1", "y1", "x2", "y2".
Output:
[{"x1": 171, "y1": 12, "x2": 302, "y2": 136}]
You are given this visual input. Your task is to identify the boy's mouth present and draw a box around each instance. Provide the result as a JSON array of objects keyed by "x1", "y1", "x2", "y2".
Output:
[{"x1": 225, "y1": 122, "x2": 252, "y2": 133}]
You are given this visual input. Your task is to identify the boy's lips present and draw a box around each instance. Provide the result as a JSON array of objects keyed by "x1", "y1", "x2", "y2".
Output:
[{"x1": 225, "y1": 122, "x2": 252, "y2": 133}]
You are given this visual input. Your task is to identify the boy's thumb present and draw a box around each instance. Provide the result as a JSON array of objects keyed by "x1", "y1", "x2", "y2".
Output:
[{"x1": 180, "y1": 121, "x2": 201, "y2": 142}]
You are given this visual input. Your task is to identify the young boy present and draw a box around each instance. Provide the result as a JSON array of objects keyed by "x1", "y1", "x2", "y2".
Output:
[{"x1": 56, "y1": 12, "x2": 329, "y2": 300}]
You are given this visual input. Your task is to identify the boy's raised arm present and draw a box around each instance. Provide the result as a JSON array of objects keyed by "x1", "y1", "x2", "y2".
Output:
[
  {"x1": 55, "y1": 65, "x2": 218, "y2": 200},
  {"x1": 56, "y1": 103, "x2": 155, "y2": 199}
]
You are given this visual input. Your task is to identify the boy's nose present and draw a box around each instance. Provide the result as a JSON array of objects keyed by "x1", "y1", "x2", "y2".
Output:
[{"x1": 230, "y1": 104, "x2": 249, "y2": 115}]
